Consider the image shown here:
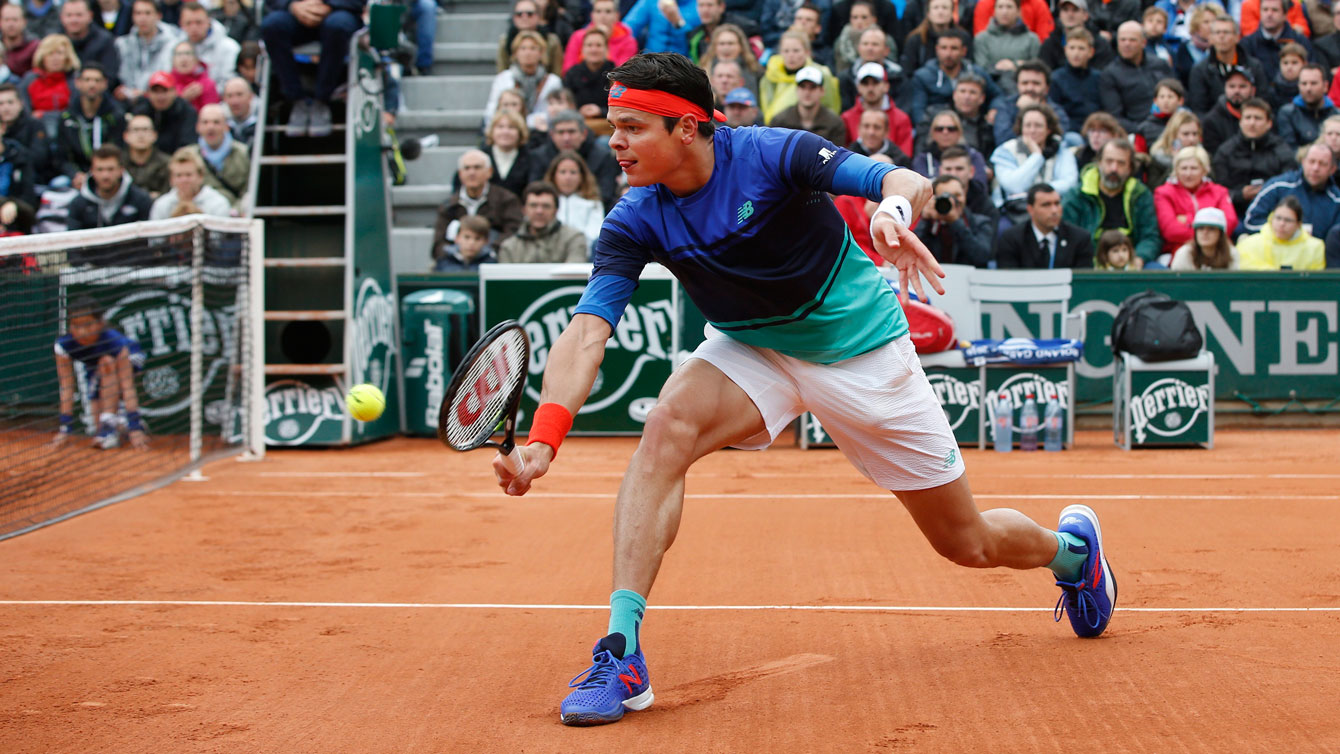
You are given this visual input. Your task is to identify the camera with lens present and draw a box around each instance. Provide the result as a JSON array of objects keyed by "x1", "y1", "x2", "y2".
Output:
[{"x1": 934, "y1": 193, "x2": 957, "y2": 215}]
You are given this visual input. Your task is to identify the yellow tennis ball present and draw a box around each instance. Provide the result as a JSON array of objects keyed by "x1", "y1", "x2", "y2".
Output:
[{"x1": 347, "y1": 384, "x2": 385, "y2": 422}]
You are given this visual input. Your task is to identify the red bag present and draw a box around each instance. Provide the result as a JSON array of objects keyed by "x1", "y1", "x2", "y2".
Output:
[{"x1": 903, "y1": 299, "x2": 956, "y2": 354}]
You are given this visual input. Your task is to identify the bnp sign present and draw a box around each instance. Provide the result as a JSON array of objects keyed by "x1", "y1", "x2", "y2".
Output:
[{"x1": 482, "y1": 265, "x2": 678, "y2": 433}]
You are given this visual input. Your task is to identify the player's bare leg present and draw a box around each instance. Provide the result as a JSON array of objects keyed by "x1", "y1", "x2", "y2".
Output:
[
  {"x1": 894, "y1": 475, "x2": 1059, "y2": 569},
  {"x1": 897, "y1": 474, "x2": 1117, "y2": 638},
  {"x1": 561, "y1": 358, "x2": 765, "y2": 725},
  {"x1": 611, "y1": 358, "x2": 766, "y2": 597}
]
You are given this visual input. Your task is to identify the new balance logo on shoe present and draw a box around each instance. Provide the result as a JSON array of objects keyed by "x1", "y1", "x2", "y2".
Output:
[{"x1": 617, "y1": 665, "x2": 643, "y2": 694}]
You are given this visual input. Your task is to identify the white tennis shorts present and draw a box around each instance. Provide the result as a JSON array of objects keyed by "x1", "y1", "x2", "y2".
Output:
[{"x1": 689, "y1": 330, "x2": 965, "y2": 491}]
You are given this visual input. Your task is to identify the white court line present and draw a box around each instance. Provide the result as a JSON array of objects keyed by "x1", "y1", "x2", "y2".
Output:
[
  {"x1": 250, "y1": 471, "x2": 1340, "y2": 481},
  {"x1": 259, "y1": 471, "x2": 427, "y2": 478},
  {"x1": 200, "y1": 490, "x2": 1340, "y2": 502},
  {"x1": 0, "y1": 600, "x2": 1336, "y2": 613}
]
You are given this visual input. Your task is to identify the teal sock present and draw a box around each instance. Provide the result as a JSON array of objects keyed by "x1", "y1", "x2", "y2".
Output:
[
  {"x1": 1047, "y1": 532, "x2": 1088, "y2": 582},
  {"x1": 611, "y1": 591, "x2": 645, "y2": 658},
  {"x1": 607, "y1": 589, "x2": 646, "y2": 658}
]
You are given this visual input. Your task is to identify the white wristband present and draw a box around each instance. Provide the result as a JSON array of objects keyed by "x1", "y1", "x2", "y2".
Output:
[{"x1": 868, "y1": 195, "x2": 912, "y2": 241}]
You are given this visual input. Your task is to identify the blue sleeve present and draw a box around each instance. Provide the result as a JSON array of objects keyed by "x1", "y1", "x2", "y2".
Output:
[
  {"x1": 770, "y1": 128, "x2": 897, "y2": 200},
  {"x1": 573, "y1": 209, "x2": 653, "y2": 328},
  {"x1": 573, "y1": 274, "x2": 639, "y2": 330}
]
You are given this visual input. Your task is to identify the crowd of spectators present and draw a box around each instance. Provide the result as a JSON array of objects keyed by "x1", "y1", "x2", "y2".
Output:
[
  {"x1": 0, "y1": 0, "x2": 281, "y2": 236},
  {"x1": 447, "y1": 0, "x2": 1340, "y2": 270}
]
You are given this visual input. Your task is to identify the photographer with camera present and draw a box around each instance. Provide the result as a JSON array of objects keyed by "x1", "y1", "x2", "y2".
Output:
[{"x1": 914, "y1": 174, "x2": 994, "y2": 267}]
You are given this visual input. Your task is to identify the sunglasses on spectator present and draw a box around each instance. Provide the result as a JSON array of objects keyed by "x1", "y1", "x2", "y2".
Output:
[
  {"x1": 932, "y1": 124, "x2": 960, "y2": 132},
  {"x1": 514, "y1": 9, "x2": 536, "y2": 16}
]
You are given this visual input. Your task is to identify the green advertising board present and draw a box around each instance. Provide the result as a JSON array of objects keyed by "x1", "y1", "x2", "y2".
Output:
[
  {"x1": 64, "y1": 266, "x2": 244, "y2": 439},
  {"x1": 480, "y1": 264, "x2": 678, "y2": 434},
  {"x1": 1113, "y1": 353, "x2": 1214, "y2": 449},
  {"x1": 980, "y1": 364, "x2": 1073, "y2": 449},
  {"x1": 980, "y1": 271, "x2": 1339, "y2": 406},
  {"x1": 261, "y1": 44, "x2": 399, "y2": 446}
]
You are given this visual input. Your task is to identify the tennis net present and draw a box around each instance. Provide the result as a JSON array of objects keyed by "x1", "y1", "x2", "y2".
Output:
[{"x1": 0, "y1": 216, "x2": 264, "y2": 539}]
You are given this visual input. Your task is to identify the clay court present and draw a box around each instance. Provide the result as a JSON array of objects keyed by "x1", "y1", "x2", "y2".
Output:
[{"x1": 2, "y1": 429, "x2": 1339, "y2": 753}]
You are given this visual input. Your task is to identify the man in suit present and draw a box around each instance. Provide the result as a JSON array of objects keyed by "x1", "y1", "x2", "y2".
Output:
[{"x1": 995, "y1": 182, "x2": 1095, "y2": 268}]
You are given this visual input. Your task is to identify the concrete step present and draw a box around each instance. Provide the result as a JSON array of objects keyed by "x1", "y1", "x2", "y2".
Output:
[
  {"x1": 437, "y1": 12, "x2": 507, "y2": 44},
  {"x1": 403, "y1": 75, "x2": 493, "y2": 110},
  {"x1": 391, "y1": 184, "x2": 452, "y2": 227},
  {"x1": 405, "y1": 146, "x2": 469, "y2": 186},
  {"x1": 393, "y1": 183, "x2": 454, "y2": 207},
  {"x1": 442, "y1": 0, "x2": 511, "y2": 13},
  {"x1": 397, "y1": 107, "x2": 484, "y2": 132},
  {"x1": 433, "y1": 41, "x2": 495, "y2": 63},
  {"x1": 392, "y1": 227, "x2": 435, "y2": 275}
]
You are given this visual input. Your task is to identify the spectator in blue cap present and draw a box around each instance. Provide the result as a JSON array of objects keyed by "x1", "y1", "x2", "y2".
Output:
[{"x1": 723, "y1": 86, "x2": 761, "y2": 127}]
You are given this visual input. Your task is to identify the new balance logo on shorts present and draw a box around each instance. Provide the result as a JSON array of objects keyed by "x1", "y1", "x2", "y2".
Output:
[{"x1": 943, "y1": 449, "x2": 957, "y2": 469}]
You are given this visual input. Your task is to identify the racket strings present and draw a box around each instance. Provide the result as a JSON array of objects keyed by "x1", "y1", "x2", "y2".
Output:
[{"x1": 443, "y1": 329, "x2": 528, "y2": 449}]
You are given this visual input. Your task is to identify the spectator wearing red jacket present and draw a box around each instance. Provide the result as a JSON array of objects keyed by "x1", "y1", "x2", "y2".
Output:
[
  {"x1": 972, "y1": 0, "x2": 1053, "y2": 42},
  {"x1": 1154, "y1": 145, "x2": 1237, "y2": 261},
  {"x1": 840, "y1": 61, "x2": 912, "y2": 155}
]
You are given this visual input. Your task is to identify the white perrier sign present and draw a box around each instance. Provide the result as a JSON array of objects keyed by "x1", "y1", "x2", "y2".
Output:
[{"x1": 1125, "y1": 371, "x2": 1213, "y2": 447}]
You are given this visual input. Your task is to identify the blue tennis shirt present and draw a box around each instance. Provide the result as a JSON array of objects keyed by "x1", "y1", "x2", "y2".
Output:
[{"x1": 573, "y1": 126, "x2": 909, "y2": 364}]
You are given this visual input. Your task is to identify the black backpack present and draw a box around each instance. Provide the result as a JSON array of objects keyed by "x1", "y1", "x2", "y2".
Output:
[{"x1": 1111, "y1": 291, "x2": 1203, "y2": 362}]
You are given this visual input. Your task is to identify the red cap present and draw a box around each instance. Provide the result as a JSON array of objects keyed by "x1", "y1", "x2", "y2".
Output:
[{"x1": 148, "y1": 71, "x2": 173, "y2": 89}]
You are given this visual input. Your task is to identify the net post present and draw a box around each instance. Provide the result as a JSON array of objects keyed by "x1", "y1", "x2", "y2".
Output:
[
  {"x1": 240, "y1": 218, "x2": 266, "y2": 461},
  {"x1": 190, "y1": 221, "x2": 204, "y2": 470}
]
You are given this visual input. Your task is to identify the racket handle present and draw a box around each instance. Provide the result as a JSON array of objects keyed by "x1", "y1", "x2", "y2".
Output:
[{"x1": 498, "y1": 447, "x2": 526, "y2": 476}]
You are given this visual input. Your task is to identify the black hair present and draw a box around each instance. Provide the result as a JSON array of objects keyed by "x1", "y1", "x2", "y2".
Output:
[
  {"x1": 0, "y1": 82, "x2": 18, "y2": 97},
  {"x1": 608, "y1": 53, "x2": 717, "y2": 138},
  {"x1": 68, "y1": 295, "x2": 103, "y2": 322},
  {"x1": 79, "y1": 62, "x2": 107, "y2": 80},
  {"x1": 1016, "y1": 59, "x2": 1051, "y2": 80},
  {"x1": 61, "y1": 0, "x2": 94, "y2": 13},
  {"x1": 931, "y1": 174, "x2": 964, "y2": 193},
  {"x1": 522, "y1": 180, "x2": 560, "y2": 203},
  {"x1": 938, "y1": 28, "x2": 970, "y2": 47},
  {"x1": 1027, "y1": 182, "x2": 1058, "y2": 205},
  {"x1": 1276, "y1": 194, "x2": 1305, "y2": 222}
]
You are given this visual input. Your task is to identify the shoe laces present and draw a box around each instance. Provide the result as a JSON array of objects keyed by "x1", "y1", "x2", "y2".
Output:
[
  {"x1": 568, "y1": 650, "x2": 622, "y2": 691},
  {"x1": 1053, "y1": 578, "x2": 1102, "y2": 630}
]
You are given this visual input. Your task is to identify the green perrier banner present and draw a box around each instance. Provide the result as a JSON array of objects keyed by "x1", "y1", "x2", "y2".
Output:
[{"x1": 481, "y1": 264, "x2": 678, "y2": 434}]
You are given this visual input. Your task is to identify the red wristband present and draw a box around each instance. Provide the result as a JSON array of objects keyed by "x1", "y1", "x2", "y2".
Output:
[{"x1": 527, "y1": 402, "x2": 573, "y2": 456}]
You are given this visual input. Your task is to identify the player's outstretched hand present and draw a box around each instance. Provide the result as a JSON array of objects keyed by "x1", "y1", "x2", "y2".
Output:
[
  {"x1": 871, "y1": 214, "x2": 947, "y2": 307},
  {"x1": 493, "y1": 442, "x2": 552, "y2": 496},
  {"x1": 129, "y1": 430, "x2": 149, "y2": 450}
]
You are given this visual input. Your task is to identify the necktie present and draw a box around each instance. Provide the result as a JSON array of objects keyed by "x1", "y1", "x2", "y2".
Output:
[{"x1": 1045, "y1": 236, "x2": 1055, "y2": 269}]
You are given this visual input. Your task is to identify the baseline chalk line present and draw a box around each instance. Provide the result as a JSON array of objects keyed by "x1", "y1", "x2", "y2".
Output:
[{"x1": 0, "y1": 600, "x2": 1336, "y2": 613}]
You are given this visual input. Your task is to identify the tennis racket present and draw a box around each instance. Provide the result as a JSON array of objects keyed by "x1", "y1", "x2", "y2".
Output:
[{"x1": 437, "y1": 320, "x2": 531, "y2": 474}]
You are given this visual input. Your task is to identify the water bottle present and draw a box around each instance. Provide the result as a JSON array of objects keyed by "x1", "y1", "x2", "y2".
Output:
[
  {"x1": 1020, "y1": 393, "x2": 1039, "y2": 451},
  {"x1": 1044, "y1": 396, "x2": 1063, "y2": 451},
  {"x1": 993, "y1": 393, "x2": 1013, "y2": 452}
]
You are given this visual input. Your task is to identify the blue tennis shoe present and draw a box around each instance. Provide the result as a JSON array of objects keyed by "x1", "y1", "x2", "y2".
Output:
[
  {"x1": 1054, "y1": 504, "x2": 1117, "y2": 638},
  {"x1": 560, "y1": 634, "x2": 654, "y2": 726}
]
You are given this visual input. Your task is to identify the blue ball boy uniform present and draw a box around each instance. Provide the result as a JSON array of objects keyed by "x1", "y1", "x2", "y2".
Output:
[{"x1": 54, "y1": 328, "x2": 147, "y2": 398}]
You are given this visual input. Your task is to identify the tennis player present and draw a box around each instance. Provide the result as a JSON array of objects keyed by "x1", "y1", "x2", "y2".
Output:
[{"x1": 493, "y1": 53, "x2": 1116, "y2": 726}]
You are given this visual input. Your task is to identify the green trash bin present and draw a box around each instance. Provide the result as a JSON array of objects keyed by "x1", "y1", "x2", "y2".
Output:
[{"x1": 401, "y1": 289, "x2": 475, "y2": 436}]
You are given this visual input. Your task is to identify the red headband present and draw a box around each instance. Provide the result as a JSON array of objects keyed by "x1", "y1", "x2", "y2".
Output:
[{"x1": 607, "y1": 81, "x2": 727, "y2": 123}]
